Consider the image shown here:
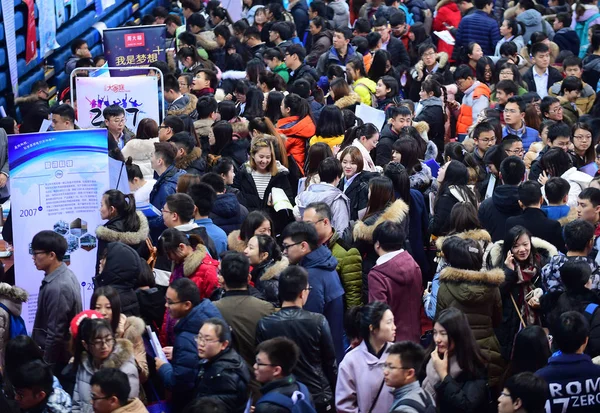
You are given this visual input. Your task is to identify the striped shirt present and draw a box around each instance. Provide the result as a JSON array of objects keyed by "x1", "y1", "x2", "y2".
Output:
[{"x1": 251, "y1": 170, "x2": 272, "y2": 200}]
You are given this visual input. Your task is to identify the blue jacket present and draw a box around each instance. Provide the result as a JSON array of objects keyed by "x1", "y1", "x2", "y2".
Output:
[
  {"x1": 148, "y1": 165, "x2": 186, "y2": 241},
  {"x1": 405, "y1": 0, "x2": 428, "y2": 23},
  {"x1": 290, "y1": 0, "x2": 309, "y2": 43},
  {"x1": 455, "y1": 10, "x2": 501, "y2": 56},
  {"x1": 536, "y1": 353, "x2": 600, "y2": 413},
  {"x1": 300, "y1": 246, "x2": 345, "y2": 363},
  {"x1": 316, "y1": 44, "x2": 361, "y2": 76},
  {"x1": 502, "y1": 125, "x2": 541, "y2": 153},
  {"x1": 158, "y1": 299, "x2": 223, "y2": 410},
  {"x1": 195, "y1": 218, "x2": 228, "y2": 257}
]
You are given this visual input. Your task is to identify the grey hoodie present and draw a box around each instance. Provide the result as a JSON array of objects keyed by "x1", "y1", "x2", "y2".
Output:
[
  {"x1": 295, "y1": 183, "x2": 350, "y2": 233},
  {"x1": 516, "y1": 9, "x2": 555, "y2": 43},
  {"x1": 328, "y1": 0, "x2": 350, "y2": 28}
]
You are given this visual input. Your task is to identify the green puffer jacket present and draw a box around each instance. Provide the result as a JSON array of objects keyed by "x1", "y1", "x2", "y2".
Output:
[{"x1": 328, "y1": 230, "x2": 362, "y2": 307}]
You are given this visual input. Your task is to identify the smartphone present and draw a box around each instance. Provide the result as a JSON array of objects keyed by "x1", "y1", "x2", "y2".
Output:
[{"x1": 427, "y1": 281, "x2": 432, "y2": 292}]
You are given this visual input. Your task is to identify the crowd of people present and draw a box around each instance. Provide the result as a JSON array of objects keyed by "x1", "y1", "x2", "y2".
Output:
[{"x1": 5, "y1": 0, "x2": 600, "y2": 412}]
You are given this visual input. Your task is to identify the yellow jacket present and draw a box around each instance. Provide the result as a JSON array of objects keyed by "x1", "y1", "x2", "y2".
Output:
[
  {"x1": 310, "y1": 135, "x2": 344, "y2": 150},
  {"x1": 353, "y1": 77, "x2": 377, "y2": 106}
]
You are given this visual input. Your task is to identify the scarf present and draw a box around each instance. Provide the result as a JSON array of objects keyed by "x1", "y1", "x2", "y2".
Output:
[
  {"x1": 422, "y1": 354, "x2": 462, "y2": 401},
  {"x1": 515, "y1": 262, "x2": 539, "y2": 326}
]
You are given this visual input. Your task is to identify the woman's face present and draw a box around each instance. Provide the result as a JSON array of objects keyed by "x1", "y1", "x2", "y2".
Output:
[
  {"x1": 499, "y1": 68, "x2": 514, "y2": 81},
  {"x1": 573, "y1": 128, "x2": 593, "y2": 154},
  {"x1": 361, "y1": 133, "x2": 380, "y2": 152},
  {"x1": 254, "y1": 220, "x2": 272, "y2": 236},
  {"x1": 222, "y1": 166, "x2": 235, "y2": 185},
  {"x1": 437, "y1": 162, "x2": 449, "y2": 183},
  {"x1": 87, "y1": 331, "x2": 115, "y2": 361},
  {"x1": 373, "y1": 310, "x2": 396, "y2": 343},
  {"x1": 385, "y1": 59, "x2": 392, "y2": 73},
  {"x1": 342, "y1": 154, "x2": 358, "y2": 179},
  {"x1": 391, "y1": 150, "x2": 401, "y2": 163},
  {"x1": 419, "y1": 88, "x2": 429, "y2": 101},
  {"x1": 94, "y1": 295, "x2": 113, "y2": 323},
  {"x1": 540, "y1": 126, "x2": 549, "y2": 145},
  {"x1": 178, "y1": 76, "x2": 191, "y2": 94},
  {"x1": 309, "y1": 21, "x2": 320, "y2": 36},
  {"x1": 99, "y1": 196, "x2": 114, "y2": 221},
  {"x1": 254, "y1": 10, "x2": 266, "y2": 24},
  {"x1": 433, "y1": 322, "x2": 454, "y2": 354},
  {"x1": 181, "y1": 57, "x2": 193, "y2": 69},
  {"x1": 244, "y1": 236, "x2": 263, "y2": 265},
  {"x1": 376, "y1": 79, "x2": 390, "y2": 99},
  {"x1": 511, "y1": 234, "x2": 532, "y2": 262},
  {"x1": 469, "y1": 44, "x2": 483, "y2": 62},
  {"x1": 483, "y1": 65, "x2": 492, "y2": 83},
  {"x1": 253, "y1": 147, "x2": 272, "y2": 172}
]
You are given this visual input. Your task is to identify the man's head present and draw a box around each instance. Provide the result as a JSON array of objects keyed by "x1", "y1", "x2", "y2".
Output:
[
  {"x1": 373, "y1": 221, "x2": 406, "y2": 256},
  {"x1": 166, "y1": 277, "x2": 200, "y2": 319},
  {"x1": 531, "y1": 42, "x2": 551, "y2": 72},
  {"x1": 200, "y1": 172, "x2": 226, "y2": 194},
  {"x1": 220, "y1": 251, "x2": 250, "y2": 290},
  {"x1": 214, "y1": 25, "x2": 231, "y2": 47},
  {"x1": 163, "y1": 193, "x2": 195, "y2": 227},
  {"x1": 383, "y1": 341, "x2": 425, "y2": 389},
  {"x1": 90, "y1": 368, "x2": 130, "y2": 413},
  {"x1": 499, "y1": 156, "x2": 526, "y2": 186},
  {"x1": 193, "y1": 69, "x2": 218, "y2": 90},
  {"x1": 472, "y1": 121, "x2": 496, "y2": 155},
  {"x1": 164, "y1": 14, "x2": 182, "y2": 35},
  {"x1": 187, "y1": 182, "x2": 217, "y2": 219},
  {"x1": 388, "y1": 106, "x2": 413, "y2": 133},
  {"x1": 503, "y1": 96, "x2": 526, "y2": 129},
  {"x1": 517, "y1": 181, "x2": 542, "y2": 209},
  {"x1": 309, "y1": 0, "x2": 327, "y2": 19},
  {"x1": 164, "y1": 74, "x2": 182, "y2": 103},
  {"x1": 153, "y1": 6, "x2": 168, "y2": 23},
  {"x1": 181, "y1": 0, "x2": 200, "y2": 18},
  {"x1": 577, "y1": 187, "x2": 600, "y2": 224},
  {"x1": 547, "y1": 121, "x2": 571, "y2": 150},
  {"x1": 563, "y1": 219, "x2": 595, "y2": 254},
  {"x1": 159, "y1": 115, "x2": 185, "y2": 142},
  {"x1": 373, "y1": 17, "x2": 391, "y2": 44},
  {"x1": 283, "y1": 44, "x2": 305, "y2": 70},
  {"x1": 302, "y1": 202, "x2": 333, "y2": 244},
  {"x1": 197, "y1": 318, "x2": 231, "y2": 360},
  {"x1": 244, "y1": 26, "x2": 262, "y2": 47},
  {"x1": 454, "y1": 65, "x2": 475, "y2": 93},
  {"x1": 278, "y1": 266, "x2": 310, "y2": 305},
  {"x1": 103, "y1": 105, "x2": 126, "y2": 136},
  {"x1": 169, "y1": 132, "x2": 196, "y2": 159},
  {"x1": 457, "y1": 0, "x2": 474, "y2": 13},
  {"x1": 269, "y1": 21, "x2": 291, "y2": 44},
  {"x1": 11, "y1": 360, "x2": 53, "y2": 411},
  {"x1": 333, "y1": 28, "x2": 352, "y2": 52},
  {"x1": 71, "y1": 38, "x2": 91, "y2": 58},
  {"x1": 544, "y1": 177, "x2": 570, "y2": 205},
  {"x1": 474, "y1": 0, "x2": 493, "y2": 12},
  {"x1": 151, "y1": 142, "x2": 177, "y2": 174},
  {"x1": 353, "y1": 18, "x2": 372, "y2": 37},
  {"x1": 553, "y1": 11, "x2": 571, "y2": 32},
  {"x1": 196, "y1": 96, "x2": 218, "y2": 123},
  {"x1": 554, "y1": 311, "x2": 589, "y2": 354},
  {"x1": 501, "y1": 135, "x2": 524, "y2": 159},
  {"x1": 562, "y1": 55, "x2": 583, "y2": 78},
  {"x1": 31, "y1": 80, "x2": 50, "y2": 102},
  {"x1": 389, "y1": 11, "x2": 407, "y2": 37},
  {"x1": 254, "y1": 337, "x2": 300, "y2": 384},
  {"x1": 281, "y1": 222, "x2": 319, "y2": 264},
  {"x1": 31, "y1": 230, "x2": 67, "y2": 273},
  {"x1": 560, "y1": 76, "x2": 583, "y2": 102},
  {"x1": 51, "y1": 104, "x2": 76, "y2": 131},
  {"x1": 318, "y1": 157, "x2": 343, "y2": 187},
  {"x1": 498, "y1": 372, "x2": 548, "y2": 413},
  {"x1": 495, "y1": 80, "x2": 519, "y2": 106},
  {"x1": 187, "y1": 12, "x2": 206, "y2": 33}
]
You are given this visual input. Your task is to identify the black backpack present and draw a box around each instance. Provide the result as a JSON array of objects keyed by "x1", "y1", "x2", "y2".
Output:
[{"x1": 391, "y1": 391, "x2": 436, "y2": 413}]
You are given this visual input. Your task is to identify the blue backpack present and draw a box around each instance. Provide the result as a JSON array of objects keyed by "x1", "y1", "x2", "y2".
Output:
[
  {"x1": 256, "y1": 382, "x2": 317, "y2": 413},
  {"x1": 0, "y1": 303, "x2": 27, "y2": 338}
]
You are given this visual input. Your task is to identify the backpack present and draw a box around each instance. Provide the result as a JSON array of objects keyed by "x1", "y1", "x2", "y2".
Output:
[
  {"x1": 390, "y1": 391, "x2": 436, "y2": 413},
  {"x1": 255, "y1": 382, "x2": 317, "y2": 413},
  {"x1": 0, "y1": 303, "x2": 27, "y2": 338},
  {"x1": 355, "y1": 83, "x2": 378, "y2": 107},
  {"x1": 576, "y1": 13, "x2": 600, "y2": 58}
]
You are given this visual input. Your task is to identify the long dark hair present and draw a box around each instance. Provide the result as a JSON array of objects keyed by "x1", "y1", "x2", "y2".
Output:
[
  {"x1": 90, "y1": 286, "x2": 122, "y2": 333},
  {"x1": 502, "y1": 225, "x2": 537, "y2": 267},
  {"x1": 435, "y1": 161, "x2": 478, "y2": 208},
  {"x1": 316, "y1": 105, "x2": 345, "y2": 138},
  {"x1": 283, "y1": 93, "x2": 312, "y2": 121},
  {"x1": 541, "y1": 147, "x2": 573, "y2": 178},
  {"x1": 158, "y1": 227, "x2": 205, "y2": 256},
  {"x1": 510, "y1": 325, "x2": 551, "y2": 375},
  {"x1": 240, "y1": 211, "x2": 273, "y2": 242},
  {"x1": 265, "y1": 91, "x2": 285, "y2": 123},
  {"x1": 428, "y1": 308, "x2": 488, "y2": 377},
  {"x1": 254, "y1": 234, "x2": 283, "y2": 265},
  {"x1": 103, "y1": 190, "x2": 140, "y2": 231},
  {"x1": 448, "y1": 202, "x2": 481, "y2": 234},
  {"x1": 368, "y1": 49, "x2": 392, "y2": 82},
  {"x1": 357, "y1": 301, "x2": 391, "y2": 340},
  {"x1": 341, "y1": 123, "x2": 379, "y2": 150},
  {"x1": 364, "y1": 176, "x2": 395, "y2": 220},
  {"x1": 241, "y1": 87, "x2": 264, "y2": 119},
  {"x1": 304, "y1": 143, "x2": 333, "y2": 188},
  {"x1": 392, "y1": 137, "x2": 422, "y2": 176},
  {"x1": 211, "y1": 120, "x2": 233, "y2": 155},
  {"x1": 384, "y1": 162, "x2": 410, "y2": 206}
]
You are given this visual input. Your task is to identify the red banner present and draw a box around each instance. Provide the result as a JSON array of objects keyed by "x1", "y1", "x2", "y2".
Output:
[{"x1": 24, "y1": 0, "x2": 37, "y2": 64}]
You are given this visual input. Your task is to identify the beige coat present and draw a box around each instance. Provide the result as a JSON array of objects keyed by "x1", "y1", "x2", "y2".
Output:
[{"x1": 117, "y1": 314, "x2": 148, "y2": 383}]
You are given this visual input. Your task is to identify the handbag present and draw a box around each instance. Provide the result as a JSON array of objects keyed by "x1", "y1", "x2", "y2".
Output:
[{"x1": 368, "y1": 379, "x2": 385, "y2": 413}]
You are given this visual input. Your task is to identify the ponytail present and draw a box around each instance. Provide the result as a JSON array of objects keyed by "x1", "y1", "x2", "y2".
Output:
[
  {"x1": 158, "y1": 228, "x2": 205, "y2": 256},
  {"x1": 340, "y1": 123, "x2": 378, "y2": 150},
  {"x1": 283, "y1": 93, "x2": 313, "y2": 122},
  {"x1": 103, "y1": 189, "x2": 140, "y2": 231}
]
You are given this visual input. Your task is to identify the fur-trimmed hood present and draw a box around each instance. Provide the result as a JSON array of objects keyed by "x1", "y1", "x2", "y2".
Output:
[
  {"x1": 122, "y1": 138, "x2": 158, "y2": 163},
  {"x1": 81, "y1": 338, "x2": 134, "y2": 372},
  {"x1": 413, "y1": 52, "x2": 450, "y2": 74},
  {"x1": 436, "y1": 0, "x2": 456, "y2": 10},
  {"x1": 485, "y1": 237, "x2": 558, "y2": 269},
  {"x1": 167, "y1": 93, "x2": 198, "y2": 117},
  {"x1": 413, "y1": 120, "x2": 430, "y2": 142},
  {"x1": 0, "y1": 283, "x2": 28, "y2": 317},
  {"x1": 231, "y1": 117, "x2": 250, "y2": 139},
  {"x1": 183, "y1": 245, "x2": 209, "y2": 277},
  {"x1": 96, "y1": 211, "x2": 149, "y2": 246},
  {"x1": 15, "y1": 93, "x2": 42, "y2": 105},
  {"x1": 196, "y1": 30, "x2": 219, "y2": 51},
  {"x1": 440, "y1": 266, "x2": 505, "y2": 285},
  {"x1": 353, "y1": 199, "x2": 410, "y2": 242},
  {"x1": 194, "y1": 118, "x2": 213, "y2": 138},
  {"x1": 260, "y1": 257, "x2": 289, "y2": 281},
  {"x1": 435, "y1": 228, "x2": 492, "y2": 251},
  {"x1": 117, "y1": 313, "x2": 145, "y2": 343},
  {"x1": 334, "y1": 93, "x2": 362, "y2": 109},
  {"x1": 175, "y1": 147, "x2": 203, "y2": 170},
  {"x1": 227, "y1": 230, "x2": 247, "y2": 252},
  {"x1": 558, "y1": 207, "x2": 578, "y2": 226}
]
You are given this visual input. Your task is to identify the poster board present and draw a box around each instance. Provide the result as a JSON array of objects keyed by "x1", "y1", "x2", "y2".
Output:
[
  {"x1": 103, "y1": 25, "x2": 167, "y2": 76},
  {"x1": 8, "y1": 129, "x2": 110, "y2": 330}
]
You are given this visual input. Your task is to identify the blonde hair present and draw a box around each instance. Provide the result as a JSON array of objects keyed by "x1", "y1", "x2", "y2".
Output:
[{"x1": 250, "y1": 137, "x2": 278, "y2": 176}]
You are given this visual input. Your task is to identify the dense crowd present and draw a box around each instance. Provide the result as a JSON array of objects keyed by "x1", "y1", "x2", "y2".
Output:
[{"x1": 4, "y1": 0, "x2": 600, "y2": 412}]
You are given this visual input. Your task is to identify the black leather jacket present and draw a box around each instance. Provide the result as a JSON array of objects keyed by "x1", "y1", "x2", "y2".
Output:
[{"x1": 255, "y1": 306, "x2": 337, "y2": 406}]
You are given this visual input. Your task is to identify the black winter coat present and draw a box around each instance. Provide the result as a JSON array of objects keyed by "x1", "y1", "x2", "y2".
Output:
[
  {"x1": 220, "y1": 139, "x2": 250, "y2": 170},
  {"x1": 414, "y1": 99, "x2": 445, "y2": 156},
  {"x1": 195, "y1": 347, "x2": 251, "y2": 413},
  {"x1": 430, "y1": 187, "x2": 474, "y2": 237},
  {"x1": 505, "y1": 208, "x2": 566, "y2": 253},
  {"x1": 478, "y1": 185, "x2": 522, "y2": 242},
  {"x1": 256, "y1": 306, "x2": 337, "y2": 407},
  {"x1": 94, "y1": 242, "x2": 141, "y2": 316},
  {"x1": 255, "y1": 376, "x2": 312, "y2": 413},
  {"x1": 209, "y1": 192, "x2": 248, "y2": 235},
  {"x1": 376, "y1": 124, "x2": 400, "y2": 167},
  {"x1": 523, "y1": 66, "x2": 563, "y2": 96},
  {"x1": 434, "y1": 370, "x2": 489, "y2": 413},
  {"x1": 387, "y1": 36, "x2": 411, "y2": 69},
  {"x1": 338, "y1": 172, "x2": 377, "y2": 221}
]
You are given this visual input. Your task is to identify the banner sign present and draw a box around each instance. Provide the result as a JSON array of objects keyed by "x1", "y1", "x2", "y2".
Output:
[
  {"x1": 95, "y1": 0, "x2": 115, "y2": 16},
  {"x1": 8, "y1": 129, "x2": 110, "y2": 330},
  {"x1": 1, "y1": 0, "x2": 18, "y2": 95},
  {"x1": 103, "y1": 25, "x2": 166, "y2": 76},
  {"x1": 24, "y1": 0, "x2": 37, "y2": 64},
  {"x1": 75, "y1": 76, "x2": 160, "y2": 132},
  {"x1": 38, "y1": 0, "x2": 59, "y2": 56},
  {"x1": 55, "y1": 0, "x2": 65, "y2": 27}
]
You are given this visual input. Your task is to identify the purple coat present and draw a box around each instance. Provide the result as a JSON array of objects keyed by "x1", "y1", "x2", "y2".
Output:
[{"x1": 335, "y1": 341, "x2": 394, "y2": 413}]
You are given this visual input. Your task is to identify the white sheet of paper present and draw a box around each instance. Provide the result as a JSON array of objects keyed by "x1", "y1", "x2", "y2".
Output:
[
  {"x1": 434, "y1": 30, "x2": 455, "y2": 45},
  {"x1": 146, "y1": 326, "x2": 169, "y2": 363},
  {"x1": 39, "y1": 119, "x2": 52, "y2": 132},
  {"x1": 271, "y1": 187, "x2": 293, "y2": 212},
  {"x1": 355, "y1": 104, "x2": 386, "y2": 132},
  {"x1": 485, "y1": 174, "x2": 496, "y2": 200}
]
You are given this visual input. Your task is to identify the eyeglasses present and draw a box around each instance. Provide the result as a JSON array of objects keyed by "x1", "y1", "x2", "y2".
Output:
[
  {"x1": 196, "y1": 335, "x2": 220, "y2": 345},
  {"x1": 255, "y1": 360, "x2": 275, "y2": 367},
  {"x1": 110, "y1": 117, "x2": 125, "y2": 124},
  {"x1": 503, "y1": 109, "x2": 519, "y2": 114},
  {"x1": 90, "y1": 394, "x2": 112, "y2": 402},
  {"x1": 549, "y1": 106, "x2": 563, "y2": 114},
  {"x1": 574, "y1": 135, "x2": 592, "y2": 141},
  {"x1": 476, "y1": 138, "x2": 496, "y2": 144},
  {"x1": 422, "y1": 51, "x2": 435, "y2": 57},
  {"x1": 383, "y1": 363, "x2": 412, "y2": 371},
  {"x1": 281, "y1": 241, "x2": 302, "y2": 251},
  {"x1": 506, "y1": 148, "x2": 524, "y2": 155},
  {"x1": 306, "y1": 218, "x2": 325, "y2": 226},
  {"x1": 31, "y1": 250, "x2": 49, "y2": 256},
  {"x1": 89, "y1": 337, "x2": 115, "y2": 348},
  {"x1": 499, "y1": 392, "x2": 511, "y2": 398},
  {"x1": 166, "y1": 300, "x2": 183, "y2": 306},
  {"x1": 158, "y1": 125, "x2": 170, "y2": 129},
  {"x1": 161, "y1": 208, "x2": 174, "y2": 214}
]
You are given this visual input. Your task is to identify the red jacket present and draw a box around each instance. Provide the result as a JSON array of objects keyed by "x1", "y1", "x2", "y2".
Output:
[
  {"x1": 277, "y1": 115, "x2": 316, "y2": 171},
  {"x1": 433, "y1": 1, "x2": 461, "y2": 61},
  {"x1": 368, "y1": 250, "x2": 422, "y2": 343}
]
